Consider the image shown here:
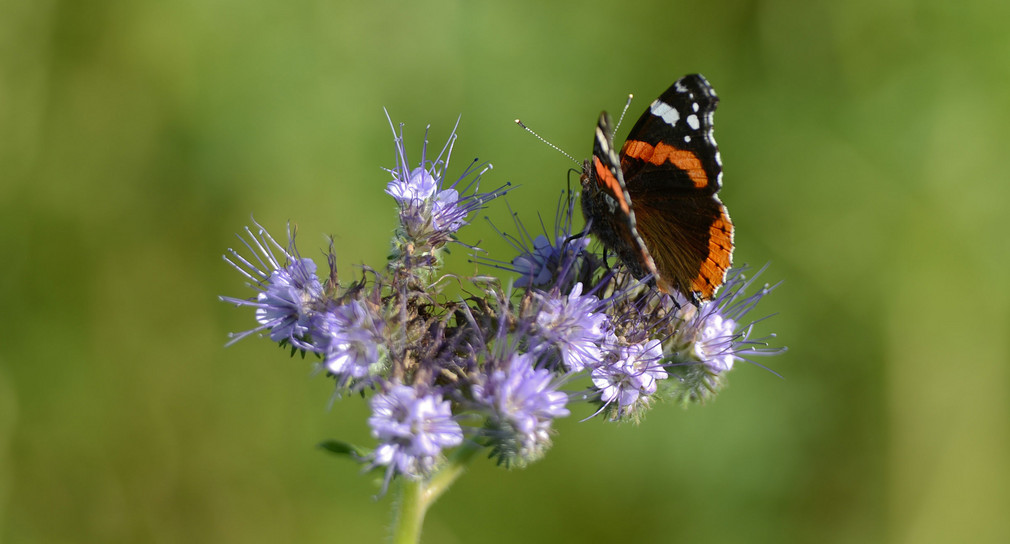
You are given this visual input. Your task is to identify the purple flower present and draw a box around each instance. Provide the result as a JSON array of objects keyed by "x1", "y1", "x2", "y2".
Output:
[
  {"x1": 591, "y1": 339, "x2": 667, "y2": 420},
  {"x1": 692, "y1": 313, "x2": 738, "y2": 373},
  {"x1": 671, "y1": 266, "x2": 782, "y2": 373},
  {"x1": 369, "y1": 384, "x2": 464, "y2": 481},
  {"x1": 386, "y1": 166, "x2": 438, "y2": 233},
  {"x1": 512, "y1": 235, "x2": 558, "y2": 287},
  {"x1": 658, "y1": 267, "x2": 784, "y2": 404},
  {"x1": 431, "y1": 188, "x2": 466, "y2": 232},
  {"x1": 474, "y1": 353, "x2": 570, "y2": 467},
  {"x1": 386, "y1": 166, "x2": 437, "y2": 204},
  {"x1": 531, "y1": 283, "x2": 610, "y2": 372},
  {"x1": 384, "y1": 112, "x2": 506, "y2": 246},
  {"x1": 221, "y1": 222, "x2": 324, "y2": 348},
  {"x1": 312, "y1": 300, "x2": 385, "y2": 387},
  {"x1": 506, "y1": 192, "x2": 591, "y2": 290},
  {"x1": 512, "y1": 234, "x2": 590, "y2": 289}
]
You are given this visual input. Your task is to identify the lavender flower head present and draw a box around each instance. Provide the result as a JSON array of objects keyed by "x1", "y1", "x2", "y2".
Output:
[
  {"x1": 221, "y1": 223, "x2": 325, "y2": 348},
  {"x1": 512, "y1": 234, "x2": 591, "y2": 290},
  {"x1": 369, "y1": 384, "x2": 463, "y2": 482},
  {"x1": 383, "y1": 112, "x2": 505, "y2": 265},
  {"x1": 313, "y1": 299, "x2": 386, "y2": 387},
  {"x1": 512, "y1": 235, "x2": 558, "y2": 287},
  {"x1": 531, "y1": 282, "x2": 610, "y2": 372},
  {"x1": 386, "y1": 166, "x2": 437, "y2": 233},
  {"x1": 434, "y1": 188, "x2": 470, "y2": 232},
  {"x1": 591, "y1": 339, "x2": 668, "y2": 421},
  {"x1": 658, "y1": 267, "x2": 784, "y2": 404},
  {"x1": 693, "y1": 313, "x2": 738, "y2": 373},
  {"x1": 507, "y1": 191, "x2": 593, "y2": 291},
  {"x1": 475, "y1": 352, "x2": 570, "y2": 467}
]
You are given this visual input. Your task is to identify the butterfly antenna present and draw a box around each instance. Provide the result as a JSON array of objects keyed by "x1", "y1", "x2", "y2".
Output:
[
  {"x1": 515, "y1": 119, "x2": 580, "y2": 167},
  {"x1": 613, "y1": 93, "x2": 634, "y2": 134}
]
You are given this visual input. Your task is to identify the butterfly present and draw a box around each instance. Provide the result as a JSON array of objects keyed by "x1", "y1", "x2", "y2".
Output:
[{"x1": 579, "y1": 74, "x2": 734, "y2": 304}]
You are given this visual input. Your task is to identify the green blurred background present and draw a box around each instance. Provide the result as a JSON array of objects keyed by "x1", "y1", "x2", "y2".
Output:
[{"x1": 2, "y1": 0, "x2": 1008, "y2": 542}]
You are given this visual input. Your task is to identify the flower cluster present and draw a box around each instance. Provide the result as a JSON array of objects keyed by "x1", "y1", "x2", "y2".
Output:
[{"x1": 221, "y1": 115, "x2": 783, "y2": 488}]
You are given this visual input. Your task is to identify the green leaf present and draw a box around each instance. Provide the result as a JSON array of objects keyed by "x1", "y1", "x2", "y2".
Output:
[{"x1": 318, "y1": 440, "x2": 370, "y2": 459}]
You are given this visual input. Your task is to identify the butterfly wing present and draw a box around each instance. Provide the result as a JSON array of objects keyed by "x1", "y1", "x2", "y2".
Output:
[
  {"x1": 580, "y1": 112, "x2": 660, "y2": 283},
  {"x1": 619, "y1": 74, "x2": 734, "y2": 301}
]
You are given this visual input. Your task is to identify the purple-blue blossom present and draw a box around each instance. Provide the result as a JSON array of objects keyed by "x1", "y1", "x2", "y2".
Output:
[
  {"x1": 512, "y1": 234, "x2": 589, "y2": 289},
  {"x1": 591, "y1": 339, "x2": 668, "y2": 420},
  {"x1": 431, "y1": 188, "x2": 468, "y2": 232},
  {"x1": 654, "y1": 267, "x2": 784, "y2": 405},
  {"x1": 475, "y1": 353, "x2": 570, "y2": 466},
  {"x1": 387, "y1": 166, "x2": 438, "y2": 233},
  {"x1": 369, "y1": 384, "x2": 464, "y2": 481},
  {"x1": 531, "y1": 282, "x2": 610, "y2": 372},
  {"x1": 512, "y1": 235, "x2": 558, "y2": 287},
  {"x1": 255, "y1": 258, "x2": 322, "y2": 343},
  {"x1": 692, "y1": 313, "x2": 738, "y2": 373},
  {"x1": 672, "y1": 267, "x2": 782, "y2": 372},
  {"x1": 313, "y1": 300, "x2": 386, "y2": 387},
  {"x1": 384, "y1": 114, "x2": 505, "y2": 250},
  {"x1": 386, "y1": 166, "x2": 437, "y2": 204},
  {"x1": 506, "y1": 192, "x2": 591, "y2": 291},
  {"x1": 221, "y1": 223, "x2": 324, "y2": 348}
]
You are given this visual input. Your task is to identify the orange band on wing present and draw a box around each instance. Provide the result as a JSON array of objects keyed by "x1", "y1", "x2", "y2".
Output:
[
  {"x1": 592, "y1": 156, "x2": 631, "y2": 213},
  {"x1": 691, "y1": 208, "x2": 734, "y2": 299},
  {"x1": 622, "y1": 140, "x2": 709, "y2": 189}
]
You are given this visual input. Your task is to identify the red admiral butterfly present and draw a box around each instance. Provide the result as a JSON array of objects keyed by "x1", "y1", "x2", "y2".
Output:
[{"x1": 580, "y1": 74, "x2": 733, "y2": 303}]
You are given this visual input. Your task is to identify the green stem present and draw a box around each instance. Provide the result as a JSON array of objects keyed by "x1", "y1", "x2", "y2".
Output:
[
  {"x1": 389, "y1": 441, "x2": 483, "y2": 544},
  {"x1": 391, "y1": 478, "x2": 425, "y2": 544},
  {"x1": 424, "y1": 440, "x2": 482, "y2": 504}
]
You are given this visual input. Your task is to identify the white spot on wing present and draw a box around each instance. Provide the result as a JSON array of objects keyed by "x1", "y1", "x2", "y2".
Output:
[
  {"x1": 692, "y1": 102, "x2": 699, "y2": 112},
  {"x1": 684, "y1": 135, "x2": 691, "y2": 142},
  {"x1": 649, "y1": 99, "x2": 680, "y2": 127},
  {"x1": 686, "y1": 114, "x2": 700, "y2": 130}
]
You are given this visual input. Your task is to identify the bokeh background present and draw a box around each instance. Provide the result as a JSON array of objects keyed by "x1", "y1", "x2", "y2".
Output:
[{"x1": 3, "y1": 0, "x2": 1008, "y2": 542}]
